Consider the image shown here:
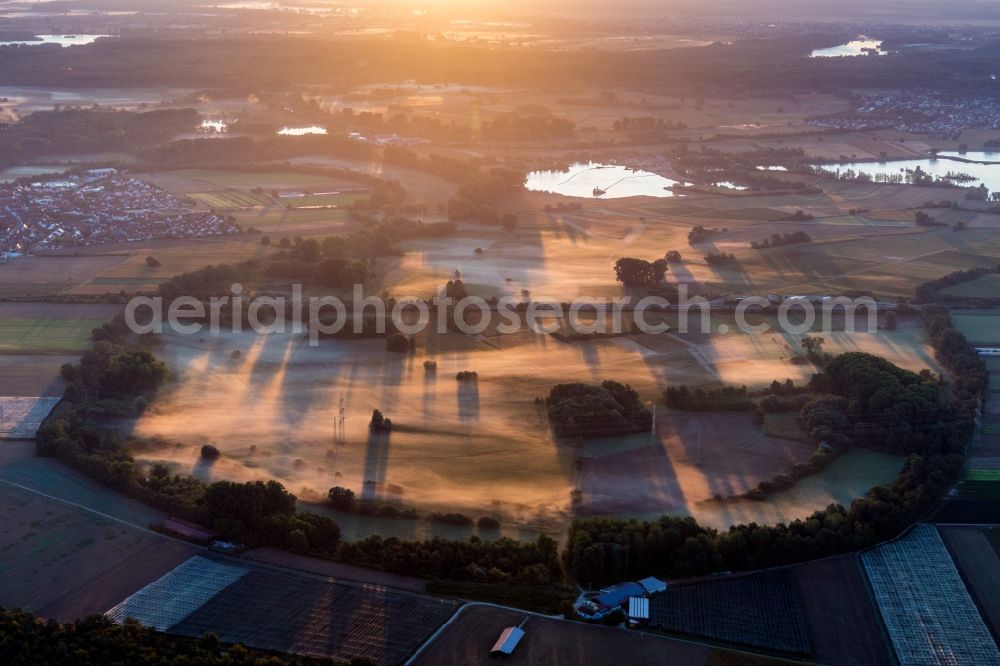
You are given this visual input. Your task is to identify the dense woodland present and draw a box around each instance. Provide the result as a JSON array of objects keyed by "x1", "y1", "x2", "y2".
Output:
[
  {"x1": 0, "y1": 107, "x2": 198, "y2": 169},
  {"x1": 3, "y1": 35, "x2": 1000, "y2": 97}
]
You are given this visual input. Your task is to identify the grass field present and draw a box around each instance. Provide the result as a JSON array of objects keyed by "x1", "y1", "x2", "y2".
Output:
[
  {"x1": 279, "y1": 191, "x2": 370, "y2": 209},
  {"x1": 952, "y1": 312, "x2": 1000, "y2": 345},
  {"x1": 0, "y1": 318, "x2": 103, "y2": 354},
  {"x1": 188, "y1": 190, "x2": 273, "y2": 209},
  {"x1": 143, "y1": 169, "x2": 367, "y2": 194},
  {"x1": 939, "y1": 273, "x2": 1000, "y2": 299}
]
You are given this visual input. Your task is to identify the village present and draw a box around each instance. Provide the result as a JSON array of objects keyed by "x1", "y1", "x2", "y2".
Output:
[{"x1": 0, "y1": 170, "x2": 239, "y2": 259}]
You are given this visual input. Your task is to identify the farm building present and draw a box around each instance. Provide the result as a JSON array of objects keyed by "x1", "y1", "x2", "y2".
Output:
[
  {"x1": 976, "y1": 348, "x2": 1000, "y2": 356},
  {"x1": 576, "y1": 577, "x2": 667, "y2": 620},
  {"x1": 490, "y1": 626, "x2": 525, "y2": 656}
]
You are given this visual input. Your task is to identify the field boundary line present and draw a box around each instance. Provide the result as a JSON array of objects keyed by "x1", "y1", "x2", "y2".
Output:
[{"x1": 0, "y1": 476, "x2": 200, "y2": 548}]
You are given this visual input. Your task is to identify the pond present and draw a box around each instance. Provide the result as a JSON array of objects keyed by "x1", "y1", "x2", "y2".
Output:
[
  {"x1": 817, "y1": 156, "x2": 1000, "y2": 191},
  {"x1": 524, "y1": 162, "x2": 678, "y2": 199},
  {"x1": 810, "y1": 37, "x2": 885, "y2": 58},
  {"x1": 0, "y1": 35, "x2": 110, "y2": 47},
  {"x1": 277, "y1": 125, "x2": 328, "y2": 136},
  {"x1": 199, "y1": 120, "x2": 228, "y2": 133}
]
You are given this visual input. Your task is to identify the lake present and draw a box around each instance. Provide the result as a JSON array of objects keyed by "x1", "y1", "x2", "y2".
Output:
[
  {"x1": 938, "y1": 151, "x2": 1000, "y2": 164},
  {"x1": 200, "y1": 120, "x2": 229, "y2": 133},
  {"x1": 277, "y1": 126, "x2": 327, "y2": 136},
  {"x1": 818, "y1": 156, "x2": 1000, "y2": 191},
  {"x1": 811, "y1": 38, "x2": 885, "y2": 58},
  {"x1": 0, "y1": 35, "x2": 110, "y2": 47},
  {"x1": 524, "y1": 162, "x2": 678, "y2": 199}
]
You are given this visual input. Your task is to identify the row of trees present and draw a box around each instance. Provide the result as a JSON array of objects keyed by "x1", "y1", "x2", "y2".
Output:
[
  {"x1": 921, "y1": 305, "x2": 990, "y2": 411},
  {"x1": 663, "y1": 385, "x2": 753, "y2": 411},
  {"x1": 566, "y1": 453, "x2": 963, "y2": 586},
  {"x1": 750, "y1": 231, "x2": 811, "y2": 249},
  {"x1": 914, "y1": 263, "x2": 1000, "y2": 302}
]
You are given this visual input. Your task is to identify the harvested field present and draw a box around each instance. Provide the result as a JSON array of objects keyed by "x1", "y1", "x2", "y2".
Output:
[
  {"x1": 0, "y1": 482, "x2": 197, "y2": 621},
  {"x1": 413, "y1": 604, "x2": 709, "y2": 666},
  {"x1": 0, "y1": 254, "x2": 128, "y2": 297},
  {"x1": 0, "y1": 354, "x2": 76, "y2": 396},
  {"x1": 791, "y1": 555, "x2": 892, "y2": 666},
  {"x1": 939, "y1": 526, "x2": 1000, "y2": 641}
]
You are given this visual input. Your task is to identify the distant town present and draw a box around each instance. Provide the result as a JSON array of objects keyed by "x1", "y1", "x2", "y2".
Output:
[{"x1": 0, "y1": 170, "x2": 238, "y2": 258}]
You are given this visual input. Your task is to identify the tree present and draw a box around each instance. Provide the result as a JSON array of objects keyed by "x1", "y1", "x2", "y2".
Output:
[
  {"x1": 613, "y1": 257, "x2": 667, "y2": 287},
  {"x1": 327, "y1": 486, "x2": 356, "y2": 511},
  {"x1": 369, "y1": 409, "x2": 393, "y2": 432},
  {"x1": 884, "y1": 311, "x2": 898, "y2": 330},
  {"x1": 145, "y1": 256, "x2": 161, "y2": 268},
  {"x1": 801, "y1": 335, "x2": 824, "y2": 358},
  {"x1": 200, "y1": 444, "x2": 221, "y2": 461},
  {"x1": 665, "y1": 250, "x2": 682, "y2": 262}
]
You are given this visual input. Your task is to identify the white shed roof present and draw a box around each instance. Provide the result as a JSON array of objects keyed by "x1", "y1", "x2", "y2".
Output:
[{"x1": 628, "y1": 596, "x2": 650, "y2": 620}]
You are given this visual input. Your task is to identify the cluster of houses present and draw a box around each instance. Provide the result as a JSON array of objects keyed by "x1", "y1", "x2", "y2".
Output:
[
  {"x1": 0, "y1": 170, "x2": 239, "y2": 256},
  {"x1": 810, "y1": 93, "x2": 1000, "y2": 134}
]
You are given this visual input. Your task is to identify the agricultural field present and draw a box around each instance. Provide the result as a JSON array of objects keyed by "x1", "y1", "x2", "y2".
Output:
[
  {"x1": 108, "y1": 554, "x2": 460, "y2": 665},
  {"x1": 141, "y1": 169, "x2": 369, "y2": 195},
  {"x1": 131, "y1": 310, "x2": 923, "y2": 536},
  {"x1": 939, "y1": 273, "x2": 1000, "y2": 299},
  {"x1": 0, "y1": 481, "x2": 198, "y2": 620},
  {"x1": 862, "y1": 524, "x2": 1000, "y2": 666},
  {"x1": 939, "y1": 526, "x2": 1000, "y2": 639},
  {"x1": 413, "y1": 605, "x2": 708, "y2": 666},
  {"x1": 646, "y1": 570, "x2": 810, "y2": 655},
  {"x1": 279, "y1": 190, "x2": 370, "y2": 209},
  {"x1": 187, "y1": 190, "x2": 273, "y2": 209},
  {"x1": 792, "y1": 556, "x2": 893, "y2": 666},
  {"x1": 0, "y1": 303, "x2": 123, "y2": 403},
  {"x1": 952, "y1": 311, "x2": 1000, "y2": 346}
]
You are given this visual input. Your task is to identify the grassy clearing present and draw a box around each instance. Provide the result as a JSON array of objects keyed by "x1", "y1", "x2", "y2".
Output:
[{"x1": 0, "y1": 318, "x2": 103, "y2": 354}]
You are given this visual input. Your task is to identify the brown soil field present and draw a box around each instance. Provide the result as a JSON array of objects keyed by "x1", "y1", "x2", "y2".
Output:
[
  {"x1": 0, "y1": 254, "x2": 129, "y2": 297},
  {"x1": 413, "y1": 604, "x2": 709, "y2": 666},
  {"x1": 0, "y1": 481, "x2": 198, "y2": 620},
  {"x1": 792, "y1": 555, "x2": 893, "y2": 666},
  {"x1": 939, "y1": 526, "x2": 1000, "y2": 641}
]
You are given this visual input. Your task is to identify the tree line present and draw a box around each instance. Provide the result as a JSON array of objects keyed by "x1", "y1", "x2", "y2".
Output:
[
  {"x1": 0, "y1": 609, "x2": 339, "y2": 666},
  {"x1": 566, "y1": 453, "x2": 962, "y2": 587},
  {"x1": 914, "y1": 263, "x2": 1000, "y2": 302}
]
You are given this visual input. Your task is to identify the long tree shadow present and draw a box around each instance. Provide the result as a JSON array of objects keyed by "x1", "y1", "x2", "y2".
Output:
[{"x1": 361, "y1": 428, "x2": 391, "y2": 502}]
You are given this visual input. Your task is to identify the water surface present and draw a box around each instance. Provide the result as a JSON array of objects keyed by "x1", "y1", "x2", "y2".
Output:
[
  {"x1": 818, "y1": 156, "x2": 1000, "y2": 191},
  {"x1": 525, "y1": 162, "x2": 678, "y2": 199},
  {"x1": 811, "y1": 38, "x2": 885, "y2": 58}
]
